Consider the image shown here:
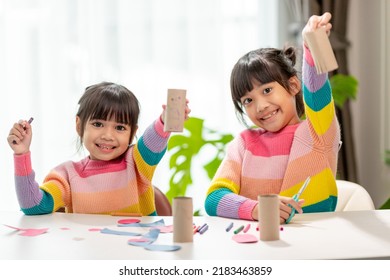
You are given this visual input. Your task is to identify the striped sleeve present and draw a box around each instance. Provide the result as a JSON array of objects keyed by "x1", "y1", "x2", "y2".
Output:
[
  {"x1": 14, "y1": 152, "x2": 55, "y2": 215},
  {"x1": 302, "y1": 45, "x2": 336, "y2": 141},
  {"x1": 204, "y1": 136, "x2": 258, "y2": 220},
  {"x1": 132, "y1": 117, "x2": 170, "y2": 181}
]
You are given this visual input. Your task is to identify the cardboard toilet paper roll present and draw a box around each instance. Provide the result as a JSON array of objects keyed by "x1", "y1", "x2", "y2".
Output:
[
  {"x1": 173, "y1": 196, "x2": 193, "y2": 242},
  {"x1": 258, "y1": 194, "x2": 280, "y2": 241},
  {"x1": 164, "y1": 89, "x2": 187, "y2": 132}
]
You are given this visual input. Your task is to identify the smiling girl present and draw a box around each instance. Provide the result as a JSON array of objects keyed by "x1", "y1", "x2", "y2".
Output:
[
  {"x1": 205, "y1": 12, "x2": 340, "y2": 223},
  {"x1": 8, "y1": 82, "x2": 190, "y2": 215}
]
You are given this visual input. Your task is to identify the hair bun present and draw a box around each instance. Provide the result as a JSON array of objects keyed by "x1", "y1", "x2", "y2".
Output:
[{"x1": 283, "y1": 46, "x2": 296, "y2": 66}]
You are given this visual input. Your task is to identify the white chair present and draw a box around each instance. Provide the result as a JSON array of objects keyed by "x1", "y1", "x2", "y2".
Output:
[{"x1": 335, "y1": 180, "x2": 375, "y2": 211}]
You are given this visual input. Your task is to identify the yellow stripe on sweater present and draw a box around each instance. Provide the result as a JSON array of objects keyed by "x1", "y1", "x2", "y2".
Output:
[
  {"x1": 207, "y1": 177, "x2": 240, "y2": 196},
  {"x1": 133, "y1": 147, "x2": 156, "y2": 181},
  {"x1": 280, "y1": 169, "x2": 337, "y2": 207},
  {"x1": 40, "y1": 181, "x2": 65, "y2": 212},
  {"x1": 305, "y1": 102, "x2": 335, "y2": 136}
]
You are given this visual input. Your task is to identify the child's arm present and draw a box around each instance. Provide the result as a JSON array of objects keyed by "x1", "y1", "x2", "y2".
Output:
[
  {"x1": 132, "y1": 117, "x2": 171, "y2": 181},
  {"x1": 132, "y1": 101, "x2": 191, "y2": 181},
  {"x1": 204, "y1": 136, "x2": 258, "y2": 221},
  {"x1": 302, "y1": 13, "x2": 339, "y2": 146},
  {"x1": 8, "y1": 119, "x2": 60, "y2": 215},
  {"x1": 13, "y1": 152, "x2": 62, "y2": 215}
]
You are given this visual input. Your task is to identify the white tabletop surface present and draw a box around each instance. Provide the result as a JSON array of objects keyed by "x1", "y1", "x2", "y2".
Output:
[{"x1": 1, "y1": 210, "x2": 390, "y2": 260}]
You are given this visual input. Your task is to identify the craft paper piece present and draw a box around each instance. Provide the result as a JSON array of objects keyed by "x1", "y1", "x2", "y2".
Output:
[
  {"x1": 144, "y1": 244, "x2": 181, "y2": 251},
  {"x1": 127, "y1": 238, "x2": 151, "y2": 243},
  {"x1": 117, "y1": 218, "x2": 141, "y2": 225},
  {"x1": 152, "y1": 225, "x2": 173, "y2": 233},
  {"x1": 232, "y1": 234, "x2": 258, "y2": 243},
  {"x1": 127, "y1": 229, "x2": 160, "y2": 246},
  {"x1": 4, "y1": 224, "x2": 48, "y2": 237},
  {"x1": 73, "y1": 237, "x2": 85, "y2": 241},
  {"x1": 88, "y1": 228, "x2": 102, "y2": 232},
  {"x1": 127, "y1": 228, "x2": 182, "y2": 252},
  {"x1": 100, "y1": 228, "x2": 141, "y2": 236},
  {"x1": 118, "y1": 219, "x2": 165, "y2": 228}
]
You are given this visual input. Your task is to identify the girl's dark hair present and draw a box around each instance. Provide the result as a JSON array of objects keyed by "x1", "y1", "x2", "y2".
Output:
[
  {"x1": 230, "y1": 46, "x2": 304, "y2": 126},
  {"x1": 76, "y1": 82, "x2": 140, "y2": 149}
]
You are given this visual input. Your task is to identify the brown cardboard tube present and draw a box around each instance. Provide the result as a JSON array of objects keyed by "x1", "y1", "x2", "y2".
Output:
[
  {"x1": 258, "y1": 194, "x2": 280, "y2": 241},
  {"x1": 173, "y1": 196, "x2": 193, "y2": 242}
]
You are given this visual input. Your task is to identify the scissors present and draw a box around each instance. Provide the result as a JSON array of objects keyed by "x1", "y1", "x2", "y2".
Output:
[{"x1": 285, "y1": 176, "x2": 311, "y2": 224}]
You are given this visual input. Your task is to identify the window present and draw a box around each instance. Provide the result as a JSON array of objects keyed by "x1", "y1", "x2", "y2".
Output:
[{"x1": 0, "y1": 0, "x2": 283, "y2": 211}]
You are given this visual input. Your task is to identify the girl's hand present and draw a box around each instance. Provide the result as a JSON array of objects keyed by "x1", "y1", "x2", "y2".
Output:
[
  {"x1": 279, "y1": 196, "x2": 304, "y2": 224},
  {"x1": 161, "y1": 99, "x2": 191, "y2": 123},
  {"x1": 7, "y1": 119, "x2": 33, "y2": 155},
  {"x1": 251, "y1": 195, "x2": 304, "y2": 224},
  {"x1": 302, "y1": 12, "x2": 332, "y2": 47}
]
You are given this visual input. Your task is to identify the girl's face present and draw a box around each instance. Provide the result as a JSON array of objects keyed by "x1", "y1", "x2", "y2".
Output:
[
  {"x1": 240, "y1": 77, "x2": 301, "y2": 132},
  {"x1": 76, "y1": 116, "x2": 135, "y2": 161}
]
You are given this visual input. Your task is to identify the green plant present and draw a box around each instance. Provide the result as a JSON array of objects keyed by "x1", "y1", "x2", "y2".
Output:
[
  {"x1": 166, "y1": 117, "x2": 233, "y2": 204},
  {"x1": 330, "y1": 74, "x2": 358, "y2": 107}
]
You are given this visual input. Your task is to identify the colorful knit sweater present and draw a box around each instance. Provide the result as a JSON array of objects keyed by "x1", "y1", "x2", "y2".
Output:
[
  {"x1": 205, "y1": 46, "x2": 341, "y2": 220},
  {"x1": 13, "y1": 118, "x2": 170, "y2": 215}
]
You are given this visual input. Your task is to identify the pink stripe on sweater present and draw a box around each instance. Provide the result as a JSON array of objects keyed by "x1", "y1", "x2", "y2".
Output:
[
  {"x1": 238, "y1": 199, "x2": 258, "y2": 220},
  {"x1": 155, "y1": 117, "x2": 170, "y2": 138},
  {"x1": 304, "y1": 45, "x2": 315, "y2": 66},
  {"x1": 241, "y1": 124, "x2": 298, "y2": 156},
  {"x1": 242, "y1": 155, "x2": 289, "y2": 179},
  {"x1": 14, "y1": 152, "x2": 33, "y2": 176}
]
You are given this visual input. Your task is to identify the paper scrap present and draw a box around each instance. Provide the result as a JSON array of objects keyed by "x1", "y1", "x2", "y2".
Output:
[{"x1": 232, "y1": 233, "x2": 258, "y2": 243}]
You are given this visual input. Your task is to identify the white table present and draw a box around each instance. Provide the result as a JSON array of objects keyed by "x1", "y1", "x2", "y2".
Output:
[{"x1": 1, "y1": 210, "x2": 390, "y2": 260}]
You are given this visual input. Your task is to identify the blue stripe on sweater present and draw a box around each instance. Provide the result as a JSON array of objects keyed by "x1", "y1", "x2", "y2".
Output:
[
  {"x1": 205, "y1": 188, "x2": 232, "y2": 216},
  {"x1": 302, "y1": 195, "x2": 337, "y2": 213},
  {"x1": 137, "y1": 136, "x2": 167, "y2": 166},
  {"x1": 303, "y1": 81, "x2": 332, "y2": 112},
  {"x1": 21, "y1": 192, "x2": 54, "y2": 215}
]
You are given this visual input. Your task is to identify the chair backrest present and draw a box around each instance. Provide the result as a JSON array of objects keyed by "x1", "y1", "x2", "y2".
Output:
[
  {"x1": 335, "y1": 180, "x2": 375, "y2": 211},
  {"x1": 154, "y1": 186, "x2": 172, "y2": 216}
]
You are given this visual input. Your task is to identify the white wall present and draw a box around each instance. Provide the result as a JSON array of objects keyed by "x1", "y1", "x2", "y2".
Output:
[{"x1": 348, "y1": 0, "x2": 390, "y2": 208}]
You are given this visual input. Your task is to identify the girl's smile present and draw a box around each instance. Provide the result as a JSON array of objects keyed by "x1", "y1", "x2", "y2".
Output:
[
  {"x1": 77, "y1": 117, "x2": 133, "y2": 161},
  {"x1": 242, "y1": 80, "x2": 301, "y2": 132}
]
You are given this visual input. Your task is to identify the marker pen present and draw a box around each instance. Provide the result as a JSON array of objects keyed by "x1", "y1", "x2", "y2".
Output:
[{"x1": 12, "y1": 117, "x2": 34, "y2": 144}]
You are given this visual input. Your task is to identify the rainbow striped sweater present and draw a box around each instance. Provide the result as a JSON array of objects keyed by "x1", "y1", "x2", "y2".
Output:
[
  {"x1": 13, "y1": 118, "x2": 170, "y2": 215},
  {"x1": 205, "y1": 46, "x2": 341, "y2": 220}
]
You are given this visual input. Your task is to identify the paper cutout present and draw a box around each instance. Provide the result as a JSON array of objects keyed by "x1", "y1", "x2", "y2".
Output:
[
  {"x1": 4, "y1": 224, "x2": 48, "y2": 237},
  {"x1": 118, "y1": 219, "x2": 165, "y2": 228},
  {"x1": 127, "y1": 228, "x2": 182, "y2": 252},
  {"x1": 127, "y1": 229, "x2": 160, "y2": 246},
  {"x1": 100, "y1": 228, "x2": 141, "y2": 236},
  {"x1": 127, "y1": 237, "x2": 151, "y2": 243},
  {"x1": 73, "y1": 237, "x2": 85, "y2": 241},
  {"x1": 232, "y1": 233, "x2": 258, "y2": 243},
  {"x1": 60, "y1": 227, "x2": 70, "y2": 230},
  {"x1": 152, "y1": 225, "x2": 173, "y2": 233},
  {"x1": 88, "y1": 228, "x2": 102, "y2": 232},
  {"x1": 144, "y1": 244, "x2": 181, "y2": 251},
  {"x1": 117, "y1": 218, "x2": 141, "y2": 225}
]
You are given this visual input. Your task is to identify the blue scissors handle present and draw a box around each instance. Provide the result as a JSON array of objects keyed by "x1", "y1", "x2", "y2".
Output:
[{"x1": 285, "y1": 194, "x2": 299, "y2": 224}]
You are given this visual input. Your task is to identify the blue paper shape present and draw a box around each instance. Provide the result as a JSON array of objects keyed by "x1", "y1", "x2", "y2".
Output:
[
  {"x1": 100, "y1": 228, "x2": 141, "y2": 236},
  {"x1": 118, "y1": 219, "x2": 165, "y2": 228}
]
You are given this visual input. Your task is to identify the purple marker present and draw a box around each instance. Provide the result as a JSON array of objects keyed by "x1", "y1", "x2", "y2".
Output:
[{"x1": 199, "y1": 224, "x2": 209, "y2": 234}]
